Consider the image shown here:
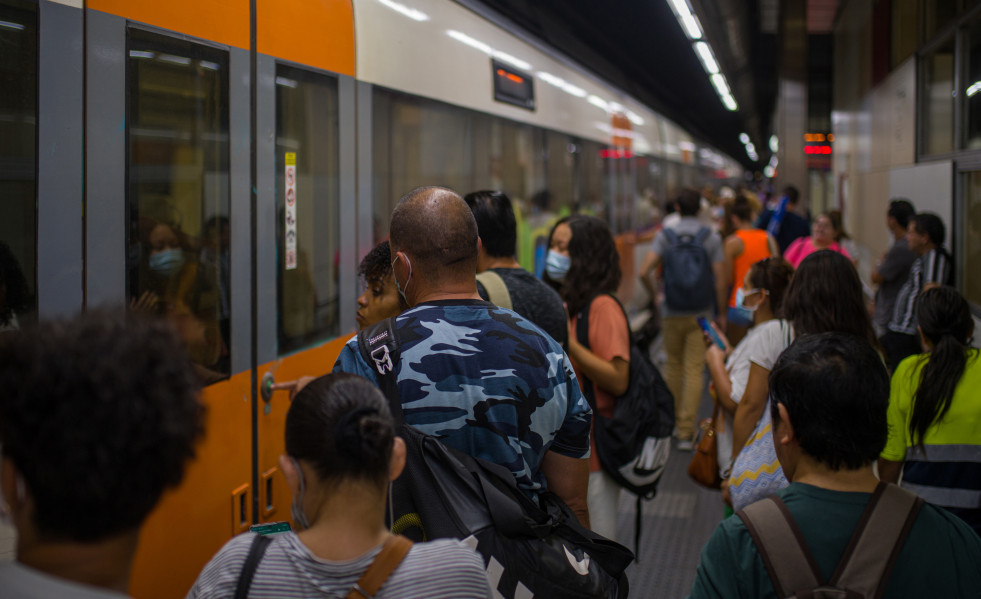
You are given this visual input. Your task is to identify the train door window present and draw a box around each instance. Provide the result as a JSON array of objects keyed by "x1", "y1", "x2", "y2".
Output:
[
  {"x1": 0, "y1": 0, "x2": 37, "y2": 332},
  {"x1": 492, "y1": 120, "x2": 544, "y2": 210},
  {"x1": 544, "y1": 130, "x2": 575, "y2": 216},
  {"x1": 921, "y1": 38, "x2": 956, "y2": 156},
  {"x1": 126, "y1": 29, "x2": 230, "y2": 380},
  {"x1": 275, "y1": 66, "x2": 340, "y2": 354},
  {"x1": 963, "y1": 13, "x2": 981, "y2": 149},
  {"x1": 923, "y1": 0, "x2": 959, "y2": 42},
  {"x1": 962, "y1": 170, "x2": 981, "y2": 306},
  {"x1": 576, "y1": 139, "x2": 605, "y2": 217}
]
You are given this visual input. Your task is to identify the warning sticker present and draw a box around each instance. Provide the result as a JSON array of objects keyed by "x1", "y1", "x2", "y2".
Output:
[{"x1": 284, "y1": 153, "x2": 297, "y2": 270}]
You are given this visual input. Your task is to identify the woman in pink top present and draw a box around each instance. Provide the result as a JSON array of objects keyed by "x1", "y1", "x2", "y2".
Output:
[{"x1": 783, "y1": 212, "x2": 851, "y2": 267}]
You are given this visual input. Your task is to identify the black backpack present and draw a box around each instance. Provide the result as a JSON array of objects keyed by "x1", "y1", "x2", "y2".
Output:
[
  {"x1": 575, "y1": 294, "x2": 674, "y2": 556},
  {"x1": 661, "y1": 227, "x2": 715, "y2": 311},
  {"x1": 357, "y1": 317, "x2": 633, "y2": 599},
  {"x1": 737, "y1": 482, "x2": 924, "y2": 598}
]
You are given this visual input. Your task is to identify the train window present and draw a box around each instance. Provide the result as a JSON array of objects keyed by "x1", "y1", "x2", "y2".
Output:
[
  {"x1": 921, "y1": 39, "x2": 955, "y2": 156},
  {"x1": 544, "y1": 131, "x2": 575, "y2": 216},
  {"x1": 275, "y1": 65, "x2": 340, "y2": 354},
  {"x1": 126, "y1": 29, "x2": 230, "y2": 381},
  {"x1": 964, "y1": 14, "x2": 981, "y2": 149},
  {"x1": 923, "y1": 0, "x2": 959, "y2": 42},
  {"x1": 578, "y1": 139, "x2": 607, "y2": 217},
  {"x1": 963, "y1": 171, "x2": 981, "y2": 307},
  {"x1": 891, "y1": 0, "x2": 917, "y2": 67},
  {"x1": 0, "y1": 0, "x2": 37, "y2": 332}
]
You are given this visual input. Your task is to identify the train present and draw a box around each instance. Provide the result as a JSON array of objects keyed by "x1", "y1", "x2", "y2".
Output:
[{"x1": 0, "y1": 0, "x2": 744, "y2": 595}]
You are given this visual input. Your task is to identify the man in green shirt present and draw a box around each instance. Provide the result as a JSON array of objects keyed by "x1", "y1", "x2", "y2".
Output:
[{"x1": 688, "y1": 333, "x2": 981, "y2": 599}]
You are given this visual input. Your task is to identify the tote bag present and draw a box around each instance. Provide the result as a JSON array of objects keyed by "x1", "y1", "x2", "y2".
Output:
[{"x1": 728, "y1": 405, "x2": 788, "y2": 512}]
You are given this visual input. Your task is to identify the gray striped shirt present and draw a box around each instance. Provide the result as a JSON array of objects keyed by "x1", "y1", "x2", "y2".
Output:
[
  {"x1": 187, "y1": 533, "x2": 492, "y2": 599},
  {"x1": 887, "y1": 248, "x2": 951, "y2": 335}
]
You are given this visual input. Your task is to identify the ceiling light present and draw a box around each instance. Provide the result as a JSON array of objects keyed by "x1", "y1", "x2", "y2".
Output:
[
  {"x1": 378, "y1": 0, "x2": 429, "y2": 21},
  {"x1": 694, "y1": 41, "x2": 719, "y2": 74},
  {"x1": 968, "y1": 81, "x2": 981, "y2": 97},
  {"x1": 739, "y1": 132, "x2": 750, "y2": 144},
  {"x1": 667, "y1": 0, "x2": 702, "y2": 39},
  {"x1": 710, "y1": 73, "x2": 731, "y2": 97},
  {"x1": 587, "y1": 95, "x2": 609, "y2": 111},
  {"x1": 769, "y1": 135, "x2": 779, "y2": 152},
  {"x1": 722, "y1": 94, "x2": 738, "y2": 111}
]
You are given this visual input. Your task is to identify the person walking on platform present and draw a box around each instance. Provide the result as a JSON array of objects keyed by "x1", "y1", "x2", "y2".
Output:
[
  {"x1": 189, "y1": 373, "x2": 491, "y2": 599},
  {"x1": 640, "y1": 188, "x2": 726, "y2": 449},
  {"x1": 722, "y1": 196, "x2": 778, "y2": 344},
  {"x1": 0, "y1": 311, "x2": 204, "y2": 599},
  {"x1": 689, "y1": 333, "x2": 981, "y2": 599},
  {"x1": 333, "y1": 186, "x2": 593, "y2": 526},
  {"x1": 881, "y1": 212, "x2": 953, "y2": 372},
  {"x1": 543, "y1": 215, "x2": 630, "y2": 540},
  {"x1": 871, "y1": 200, "x2": 917, "y2": 337},
  {"x1": 879, "y1": 286, "x2": 981, "y2": 535},
  {"x1": 465, "y1": 190, "x2": 568, "y2": 347},
  {"x1": 756, "y1": 185, "x2": 810, "y2": 254}
]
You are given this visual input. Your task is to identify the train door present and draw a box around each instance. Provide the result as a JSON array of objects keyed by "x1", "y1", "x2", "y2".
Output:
[{"x1": 80, "y1": 2, "x2": 357, "y2": 597}]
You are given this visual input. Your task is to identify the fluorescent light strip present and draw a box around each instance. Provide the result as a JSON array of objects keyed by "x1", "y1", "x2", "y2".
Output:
[
  {"x1": 378, "y1": 0, "x2": 429, "y2": 22},
  {"x1": 587, "y1": 95, "x2": 609, "y2": 111},
  {"x1": 158, "y1": 54, "x2": 191, "y2": 66},
  {"x1": 494, "y1": 51, "x2": 531, "y2": 71},
  {"x1": 694, "y1": 41, "x2": 719, "y2": 74},
  {"x1": 539, "y1": 72, "x2": 587, "y2": 98},
  {"x1": 723, "y1": 94, "x2": 738, "y2": 111},
  {"x1": 199, "y1": 61, "x2": 220, "y2": 71},
  {"x1": 710, "y1": 73, "x2": 731, "y2": 96},
  {"x1": 447, "y1": 30, "x2": 492, "y2": 54},
  {"x1": 129, "y1": 50, "x2": 155, "y2": 59},
  {"x1": 627, "y1": 111, "x2": 645, "y2": 126},
  {"x1": 739, "y1": 132, "x2": 750, "y2": 144},
  {"x1": 968, "y1": 81, "x2": 981, "y2": 97},
  {"x1": 275, "y1": 77, "x2": 298, "y2": 88},
  {"x1": 0, "y1": 20, "x2": 24, "y2": 31},
  {"x1": 668, "y1": 0, "x2": 702, "y2": 39}
]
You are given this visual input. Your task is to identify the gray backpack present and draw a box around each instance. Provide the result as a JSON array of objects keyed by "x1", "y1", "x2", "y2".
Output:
[{"x1": 737, "y1": 483, "x2": 923, "y2": 599}]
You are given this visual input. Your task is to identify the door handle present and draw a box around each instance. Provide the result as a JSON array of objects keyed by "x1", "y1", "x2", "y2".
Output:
[{"x1": 260, "y1": 372, "x2": 276, "y2": 402}]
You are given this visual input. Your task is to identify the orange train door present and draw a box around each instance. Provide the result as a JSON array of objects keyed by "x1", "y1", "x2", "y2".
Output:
[{"x1": 81, "y1": 1, "x2": 357, "y2": 597}]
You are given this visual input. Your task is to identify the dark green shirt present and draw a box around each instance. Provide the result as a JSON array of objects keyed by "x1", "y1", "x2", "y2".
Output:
[{"x1": 688, "y1": 483, "x2": 981, "y2": 598}]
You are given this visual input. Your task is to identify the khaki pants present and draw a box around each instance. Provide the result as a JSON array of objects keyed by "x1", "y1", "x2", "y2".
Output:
[{"x1": 661, "y1": 315, "x2": 705, "y2": 440}]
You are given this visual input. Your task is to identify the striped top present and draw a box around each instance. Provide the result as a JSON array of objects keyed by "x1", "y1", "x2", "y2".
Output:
[
  {"x1": 187, "y1": 533, "x2": 492, "y2": 599},
  {"x1": 887, "y1": 248, "x2": 952, "y2": 335},
  {"x1": 881, "y1": 350, "x2": 981, "y2": 534}
]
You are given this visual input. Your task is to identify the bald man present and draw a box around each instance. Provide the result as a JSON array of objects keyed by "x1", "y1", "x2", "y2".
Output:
[{"x1": 333, "y1": 186, "x2": 592, "y2": 526}]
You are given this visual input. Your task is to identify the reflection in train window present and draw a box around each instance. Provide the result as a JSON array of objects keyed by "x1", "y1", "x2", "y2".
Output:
[
  {"x1": 126, "y1": 29, "x2": 230, "y2": 381},
  {"x1": 275, "y1": 66, "x2": 340, "y2": 354},
  {"x1": 922, "y1": 38, "x2": 955, "y2": 156},
  {"x1": 963, "y1": 171, "x2": 981, "y2": 307},
  {"x1": 0, "y1": 0, "x2": 37, "y2": 332}
]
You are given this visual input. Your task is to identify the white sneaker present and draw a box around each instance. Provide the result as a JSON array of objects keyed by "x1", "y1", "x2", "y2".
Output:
[{"x1": 677, "y1": 439, "x2": 694, "y2": 451}]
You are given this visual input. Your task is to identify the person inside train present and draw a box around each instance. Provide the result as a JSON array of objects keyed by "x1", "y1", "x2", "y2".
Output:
[
  {"x1": 333, "y1": 186, "x2": 592, "y2": 527},
  {"x1": 782, "y1": 212, "x2": 851, "y2": 268},
  {"x1": 0, "y1": 310, "x2": 204, "y2": 599},
  {"x1": 703, "y1": 257, "x2": 794, "y2": 516},
  {"x1": 756, "y1": 185, "x2": 810, "y2": 254},
  {"x1": 188, "y1": 373, "x2": 491, "y2": 598},
  {"x1": 871, "y1": 199, "x2": 917, "y2": 338},
  {"x1": 132, "y1": 219, "x2": 225, "y2": 380},
  {"x1": 356, "y1": 240, "x2": 403, "y2": 331},
  {"x1": 881, "y1": 212, "x2": 953, "y2": 373},
  {"x1": 726, "y1": 250, "x2": 879, "y2": 512},
  {"x1": 721, "y1": 195, "x2": 779, "y2": 344},
  {"x1": 689, "y1": 333, "x2": 981, "y2": 599},
  {"x1": 465, "y1": 189, "x2": 567, "y2": 346},
  {"x1": 879, "y1": 286, "x2": 981, "y2": 535},
  {"x1": 543, "y1": 214, "x2": 629, "y2": 539}
]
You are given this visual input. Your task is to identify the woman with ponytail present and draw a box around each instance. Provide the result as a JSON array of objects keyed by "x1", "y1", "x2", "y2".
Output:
[
  {"x1": 189, "y1": 373, "x2": 491, "y2": 598},
  {"x1": 879, "y1": 287, "x2": 981, "y2": 534}
]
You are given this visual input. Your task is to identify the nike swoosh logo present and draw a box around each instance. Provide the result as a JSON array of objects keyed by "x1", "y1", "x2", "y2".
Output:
[{"x1": 564, "y1": 545, "x2": 591, "y2": 576}]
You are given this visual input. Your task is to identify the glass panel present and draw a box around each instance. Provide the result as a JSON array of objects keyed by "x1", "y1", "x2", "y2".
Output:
[
  {"x1": 892, "y1": 0, "x2": 918, "y2": 66},
  {"x1": 275, "y1": 66, "x2": 340, "y2": 354},
  {"x1": 577, "y1": 139, "x2": 606, "y2": 217},
  {"x1": 964, "y1": 14, "x2": 981, "y2": 149},
  {"x1": 127, "y1": 29, "x2": 230, "y2": 380},
  {"x1": 922, "y1": 39, "x2": 955, "y2": 155},
  {"x1": 371, "y1": 90, "x2": 473, "y2": 243},
  {"x1": 0, "y1": 0, "x2": 37, "y2": 331},
  {"x1": 964, "y1": 171, "x2": 981, "y2": 306},
  {"x1": 923, "y1": 0, "x2": 959, "y2": 41}
]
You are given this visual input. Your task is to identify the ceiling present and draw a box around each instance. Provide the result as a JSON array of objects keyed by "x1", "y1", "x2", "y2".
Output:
[{"x1": 467, "y1": 0, "x2": 780, "y2": 170}]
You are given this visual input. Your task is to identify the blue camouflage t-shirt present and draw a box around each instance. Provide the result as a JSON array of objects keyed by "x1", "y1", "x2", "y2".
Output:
[{"x1": 333, "y1": 299, "x2": 591, "y2": 495}]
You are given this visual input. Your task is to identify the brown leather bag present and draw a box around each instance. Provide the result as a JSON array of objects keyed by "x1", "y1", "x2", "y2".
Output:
[{"x1": 687, "y1": 403, "x2": 722, "y2": 489}]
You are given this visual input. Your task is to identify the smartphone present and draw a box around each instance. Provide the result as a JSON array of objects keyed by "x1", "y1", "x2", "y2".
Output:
[
  {"x1": 697, "y1": 316, "x2": 726, "y2": 351},
  {"x1": 250, "y1": 521, "x2": 291, "y2": 535}
]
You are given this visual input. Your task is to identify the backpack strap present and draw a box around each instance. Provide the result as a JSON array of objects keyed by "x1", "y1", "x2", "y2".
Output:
[
  {"x1": 476, "y1": 270, "x2": 513, "y2": 311},
  {"x1": 233, "y1": 534, "x2": 273, "y2": 599},
  {"x1": 827, "y1": 482, "x2": 923, "y2": 599},
  {"x1": 738, "y1": 495, "x2": 824, "y2": 598},
  {"x1": 694, "y1": 226, "x2": 711, "y2": 244},
  {"x1": 357, "y1": 317, "x2": 403, "y2": 422},
  {"x1": 347, "y1": 535, "x2": 414, "y2": 599},
  {"x1": 662, "y1": 227, "x2": 679, "y2": 245}
]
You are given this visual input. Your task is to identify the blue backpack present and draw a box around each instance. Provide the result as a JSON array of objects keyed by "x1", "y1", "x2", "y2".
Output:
[{"x1": 661, "y1": 227, "x2": 714, "y2": 311}]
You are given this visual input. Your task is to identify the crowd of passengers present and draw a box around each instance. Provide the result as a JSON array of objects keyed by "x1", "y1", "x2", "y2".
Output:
[{"x1": 0, "y1": 184, "x2": 978, "y2": 598}]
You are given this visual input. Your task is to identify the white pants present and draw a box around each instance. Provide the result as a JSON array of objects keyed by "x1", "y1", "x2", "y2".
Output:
[{"x1": 587, "y1": 470, "x2": 621, "y2": 540}]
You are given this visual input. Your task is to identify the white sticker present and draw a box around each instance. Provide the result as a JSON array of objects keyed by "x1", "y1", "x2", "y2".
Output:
[{"x1": 284, "y1": 153, "x2": 297, "y2": 270}]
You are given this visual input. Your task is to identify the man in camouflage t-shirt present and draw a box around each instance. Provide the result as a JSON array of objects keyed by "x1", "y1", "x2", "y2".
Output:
[{"x1": 333, "y1": 186, "x2": 591, "y2": 525}]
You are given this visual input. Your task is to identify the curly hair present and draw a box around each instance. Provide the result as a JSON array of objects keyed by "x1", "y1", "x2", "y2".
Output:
[
  {"x1": 0, "y1": 310, "x2": 204, "y2": 542},
  {"x1": 543, "y1": 215, "x2": 622, "y2": 317},
  {"x1": 359, "y1": 240, "x2": 392, "y2": 285}
]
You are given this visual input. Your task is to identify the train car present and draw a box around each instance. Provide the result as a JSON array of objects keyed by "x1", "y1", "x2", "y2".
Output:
[{"x1": 0, "y1": 0, "x2": 740, "y2": 596}]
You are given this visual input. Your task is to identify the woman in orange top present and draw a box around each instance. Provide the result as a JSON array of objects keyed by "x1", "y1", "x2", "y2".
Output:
[{"x1": 724, "y1": 195, "x2": 779, "y2": 344}]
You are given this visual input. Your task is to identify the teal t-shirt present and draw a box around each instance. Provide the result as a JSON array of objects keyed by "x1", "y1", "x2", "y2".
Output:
[{"x1": 688, "y1": 483, "x2": 981, "y2": 599}]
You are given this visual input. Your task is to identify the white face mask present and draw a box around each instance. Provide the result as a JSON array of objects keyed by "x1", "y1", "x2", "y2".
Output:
[{"x1": 391, "y1": 254, "x2": 412, "y2": 307}]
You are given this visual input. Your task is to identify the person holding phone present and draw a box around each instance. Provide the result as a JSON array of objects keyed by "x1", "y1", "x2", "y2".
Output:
[{"x1": 703, "y1": 258, "x2": 794, "y2": 513}]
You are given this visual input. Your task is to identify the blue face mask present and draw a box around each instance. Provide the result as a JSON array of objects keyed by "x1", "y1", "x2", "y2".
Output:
[
  {"x1": 149, "y1": 248, "x2": 183, "y2": 275},
  {"x1": 735, "y1": 287, "x2": 759, "y2": 312},
  {"x1": 545, "y1": 250, "x2": 571, "y2": 282}
]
